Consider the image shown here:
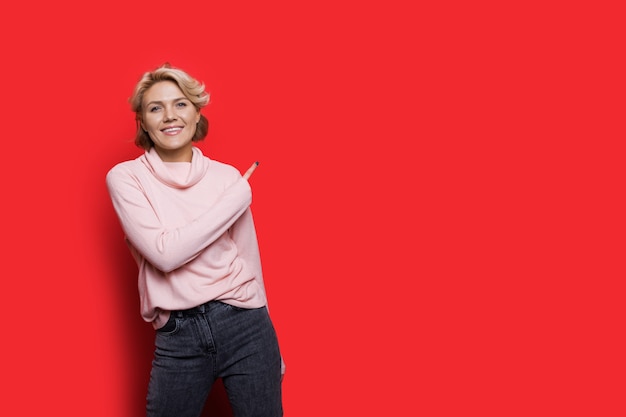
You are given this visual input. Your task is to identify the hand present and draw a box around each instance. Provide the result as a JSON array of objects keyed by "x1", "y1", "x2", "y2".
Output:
[{"x1": 243, "y1": 161, "x2": 259, "y2": 180}]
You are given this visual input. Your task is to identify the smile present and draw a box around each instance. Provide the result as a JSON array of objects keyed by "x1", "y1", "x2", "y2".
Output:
[{"x1": 161, "y1": 127, "x2": 183, "y2": 135}]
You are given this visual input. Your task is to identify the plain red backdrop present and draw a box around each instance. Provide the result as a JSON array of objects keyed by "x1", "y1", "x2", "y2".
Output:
[{"x1": 1, "y1": 1, "x2": 625, "y2": 416}]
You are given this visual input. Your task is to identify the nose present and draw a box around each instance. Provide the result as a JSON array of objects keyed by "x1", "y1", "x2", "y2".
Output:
[{"x1": 163, "y1": 105, "x2": 177, "y2": 122}]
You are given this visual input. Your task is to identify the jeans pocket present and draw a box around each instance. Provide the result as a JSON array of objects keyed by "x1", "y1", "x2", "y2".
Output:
[{"x1": 156, "y1": 314, "x2": 180, "y2": 335}]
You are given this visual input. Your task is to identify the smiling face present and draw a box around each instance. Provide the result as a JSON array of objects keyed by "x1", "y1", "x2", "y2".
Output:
[{"x1": 141, "y1": 81, "x2": 201, "y2": 162}]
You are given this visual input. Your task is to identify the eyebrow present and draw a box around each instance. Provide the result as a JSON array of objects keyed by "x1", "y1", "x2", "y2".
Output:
[{"x1": 145, "y1": 97, "x2": 190, "y2": 107}]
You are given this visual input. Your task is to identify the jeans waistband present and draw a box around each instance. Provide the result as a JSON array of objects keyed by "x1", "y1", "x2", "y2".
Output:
[{"x1": 171, "y1": 300, "x2": 218, "y2": 318}]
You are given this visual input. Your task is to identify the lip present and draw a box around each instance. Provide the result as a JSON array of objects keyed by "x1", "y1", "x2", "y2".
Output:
[{"x1": 161, "y1": 126, "x2": 184, "y2": 135}]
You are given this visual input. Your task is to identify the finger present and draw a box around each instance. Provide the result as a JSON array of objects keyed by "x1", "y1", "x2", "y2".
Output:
[{"x1": 243, "y1": 161, "x2": 259, "y2": 180}]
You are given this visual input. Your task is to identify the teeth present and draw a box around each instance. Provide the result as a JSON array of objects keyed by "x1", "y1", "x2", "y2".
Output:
[{"x1": 163, "y1": 127, "x2": 182, "y2": 133}]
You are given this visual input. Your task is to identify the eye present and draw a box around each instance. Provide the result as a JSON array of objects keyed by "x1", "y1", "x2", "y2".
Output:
[
  {"x1": 176, "y1": 102, "x2": 188, "y2": 108},
  {"x1": 149, "y1": 106, "x2": 161, "y2": 112}
]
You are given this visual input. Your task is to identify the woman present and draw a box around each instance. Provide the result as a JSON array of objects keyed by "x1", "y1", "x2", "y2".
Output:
[{"x1": 106, "y1": 63, "x2": 284, "y2": 417}]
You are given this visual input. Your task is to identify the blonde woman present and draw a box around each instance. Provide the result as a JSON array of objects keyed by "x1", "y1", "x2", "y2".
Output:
[{"x1": 106, "y1": 63, "x2": 284, "y2": 417}]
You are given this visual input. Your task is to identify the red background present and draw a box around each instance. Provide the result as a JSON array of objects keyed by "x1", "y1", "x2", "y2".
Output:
[{"x1": 1, "y1": 1, "x2": 625, "y2": 416}]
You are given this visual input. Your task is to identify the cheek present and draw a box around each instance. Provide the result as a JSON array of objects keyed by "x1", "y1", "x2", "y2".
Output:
[{"x1": 142, "y1": 116, "x2": 158, "y2": 132}]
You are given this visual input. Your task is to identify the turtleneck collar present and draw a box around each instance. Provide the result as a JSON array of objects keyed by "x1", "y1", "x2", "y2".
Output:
[{"x1": 140, "y1": 146, "x2": 210, "y2": 189}]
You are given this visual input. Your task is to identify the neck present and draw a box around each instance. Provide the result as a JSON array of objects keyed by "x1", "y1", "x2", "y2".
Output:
[{"x1": 154, "y1": 146, "x2": 193, "y2": 162}]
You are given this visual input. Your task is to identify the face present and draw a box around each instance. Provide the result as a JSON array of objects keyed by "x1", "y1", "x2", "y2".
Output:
[{"x1": 141, "y1": 81, "x2": 201, "y2": 162}]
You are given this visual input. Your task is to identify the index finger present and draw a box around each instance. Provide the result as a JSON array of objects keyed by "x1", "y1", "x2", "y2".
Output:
[{"x1": 243, "y1": 161, "x2": 259, "y2": 180}]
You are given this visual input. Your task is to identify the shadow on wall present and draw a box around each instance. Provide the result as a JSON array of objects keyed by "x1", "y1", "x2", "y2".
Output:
[{"x1": 102, "y1": 187, "x2": 234, "y2": 416}]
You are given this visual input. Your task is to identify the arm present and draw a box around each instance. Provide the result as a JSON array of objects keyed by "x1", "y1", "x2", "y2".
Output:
[
  {"x1": 230, "y1": 162, "x2": 286, "y2": 377},
  {"x1": 230, "y1": 161, "x2": 265, "y2": 294},
  {"x1": 106, "y1": 167, "x2": 252, "y2": 273},
  {"x1": 230, "y1": 208, "x2": 286, "y2": 377}
]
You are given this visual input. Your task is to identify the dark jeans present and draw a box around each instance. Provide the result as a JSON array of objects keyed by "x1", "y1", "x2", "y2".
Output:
[{"x1": 146, "y1": 301, "x2": 283, "y2": 417}]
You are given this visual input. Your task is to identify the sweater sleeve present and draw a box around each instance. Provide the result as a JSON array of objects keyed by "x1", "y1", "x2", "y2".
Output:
[
  {"x1": 229, "y1": 208, "x2": 266, "y2": 298},
  {"x1": 106, "y1": 167, "x2": 252, "y2": 273}
]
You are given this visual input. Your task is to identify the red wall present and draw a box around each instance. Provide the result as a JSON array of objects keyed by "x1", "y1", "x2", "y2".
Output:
[{"x1": 2, "y1": 1, "x2": 625, "y2": 416}]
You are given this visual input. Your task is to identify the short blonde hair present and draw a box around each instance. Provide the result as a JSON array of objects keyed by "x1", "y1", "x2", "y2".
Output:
[{"x1": 130, "y1": 63, "x2": 210, "y2": 150}]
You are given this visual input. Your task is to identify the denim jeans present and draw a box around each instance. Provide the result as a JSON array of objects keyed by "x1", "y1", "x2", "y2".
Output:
[{"x1": 146, "y1": 301, "x2": 283, "y2": 417}]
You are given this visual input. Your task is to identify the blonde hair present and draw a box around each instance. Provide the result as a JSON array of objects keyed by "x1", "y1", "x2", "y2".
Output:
[{"x1": 130, "y1": 63, "x2": 210, "y2": 150}]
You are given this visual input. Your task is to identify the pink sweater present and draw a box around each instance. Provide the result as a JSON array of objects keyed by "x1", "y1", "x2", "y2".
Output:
[{"x1": 106, "y1": 147, "x2": 268, "y2": 330}]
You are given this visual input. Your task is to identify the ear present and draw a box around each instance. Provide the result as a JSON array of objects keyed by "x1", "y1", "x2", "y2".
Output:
[{"x1": 137, "y1": 115, "x2": 146, "y2": 132}]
